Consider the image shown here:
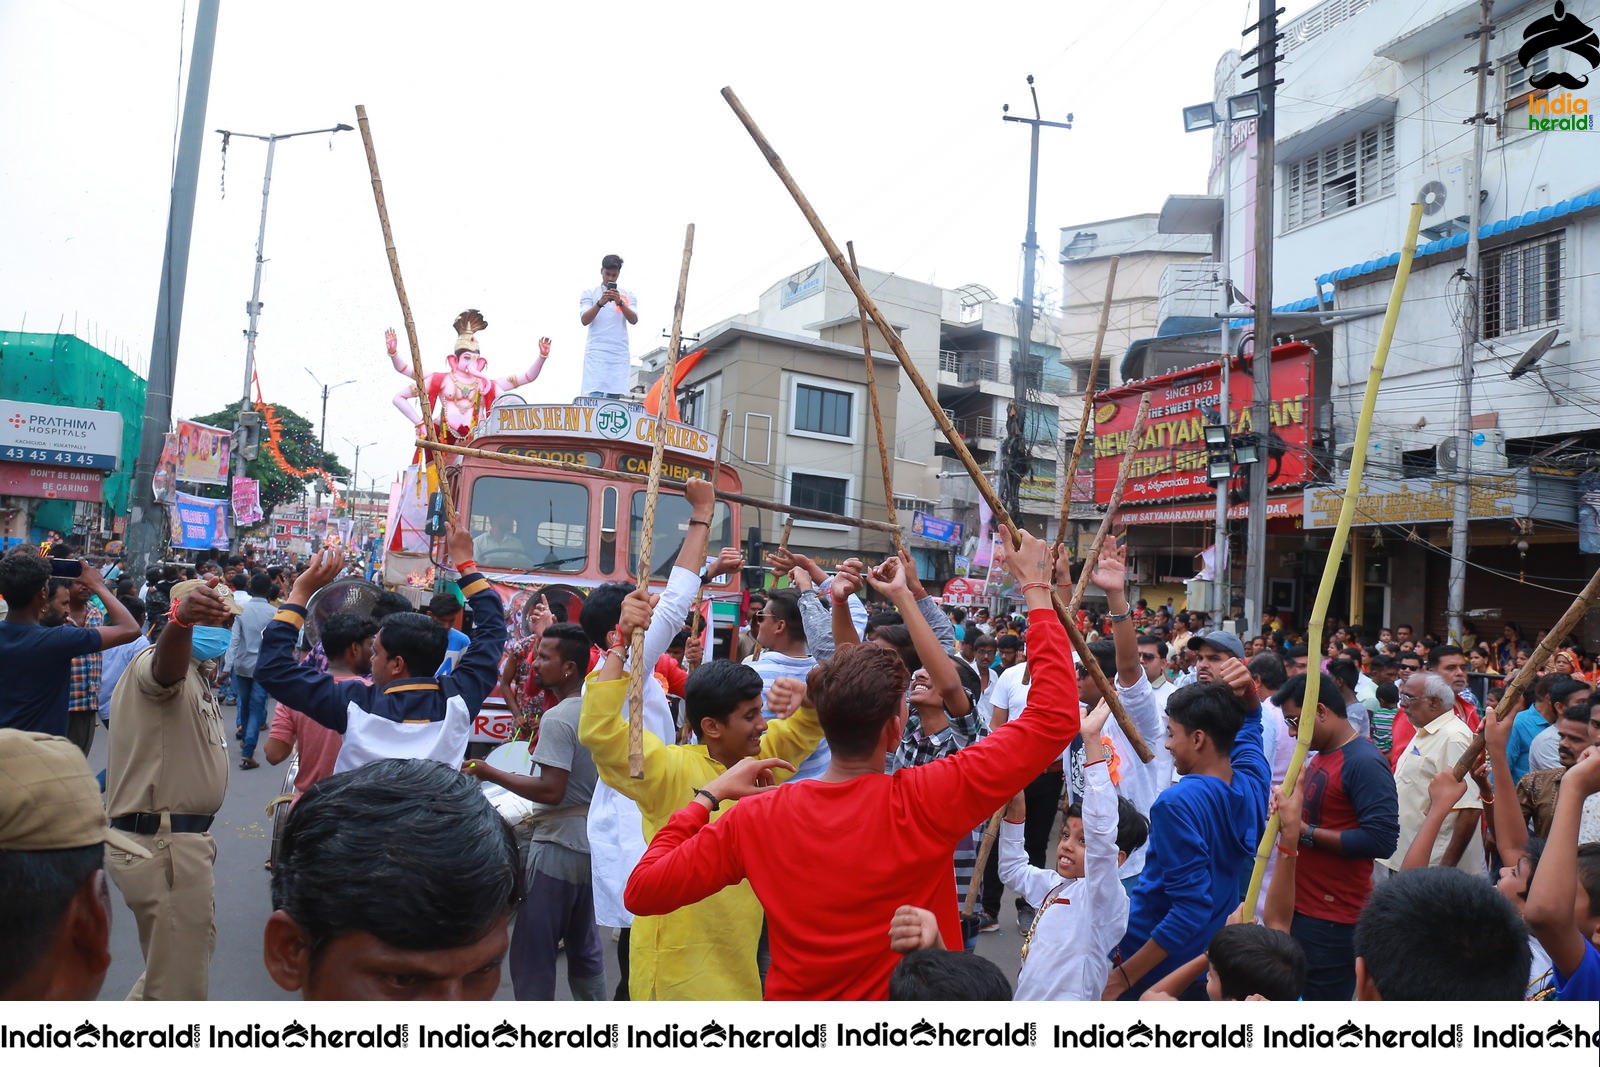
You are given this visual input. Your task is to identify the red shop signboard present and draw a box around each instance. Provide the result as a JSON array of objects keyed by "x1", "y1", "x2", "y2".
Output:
[
  {"x1": 1090, "y1": 340, "x2": 1314, "y2": 507},
  {"x1": 0, "y1": 461, "x2": 105, "y2": 503}
]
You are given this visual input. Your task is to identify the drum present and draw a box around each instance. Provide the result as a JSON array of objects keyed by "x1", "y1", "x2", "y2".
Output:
[{"x1": 477, "y1": 740, "x2": 540, "y2": 863}]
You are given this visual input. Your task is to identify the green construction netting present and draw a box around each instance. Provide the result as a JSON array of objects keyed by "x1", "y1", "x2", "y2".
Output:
[{"x1": 0, "y1": 331, "x2": 147, "y2": 516}]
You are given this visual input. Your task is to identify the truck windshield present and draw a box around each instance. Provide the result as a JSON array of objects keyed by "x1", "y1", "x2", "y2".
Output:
[
  {"x1": 468, "y1": 476, "x2": 588, "y2": 573},
  {"x1": 629, "y1": 492, "x2": 732, "y2": 580}
]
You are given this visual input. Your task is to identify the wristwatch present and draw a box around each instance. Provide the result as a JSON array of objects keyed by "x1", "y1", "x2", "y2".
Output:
[
  {"x1": 1104, "y1": 607, "x2": 1133, "y2": 623},
  {"x1": 1299, "y1": 825, "x2": 1316, "y2": 850}
]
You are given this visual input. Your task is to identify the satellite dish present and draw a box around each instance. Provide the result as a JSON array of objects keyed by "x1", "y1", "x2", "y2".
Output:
[
  {"x1": 1508, "y1": 328, "x2": 1560, "y2": 380},
  {"x1": 1418, "y1": 181, "x2": 1448, "y2": 216}
]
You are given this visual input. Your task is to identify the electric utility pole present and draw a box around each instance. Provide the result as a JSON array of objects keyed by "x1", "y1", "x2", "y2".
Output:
[
  {"x1": 127, "y1": 0, "x2": 220, "y2": 577},
  {"x1": 1002, "y1": 77, "x2": 1072, "y2": 530},
  {"x1": 1449, "y1": 0, "x2": 1496, "y2": 640},
  {"x1": 1241, "y1": 1, "x2": 1283, "y2": 627}
]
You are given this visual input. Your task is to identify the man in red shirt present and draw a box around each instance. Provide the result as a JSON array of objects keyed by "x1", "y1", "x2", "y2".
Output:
[
  {"x1": 1275, "y1": 670, "x2": 1398, "y2": 1000},
  {"x1": 623, "y1": 531, "x2": 1080, "y2": 1000}
]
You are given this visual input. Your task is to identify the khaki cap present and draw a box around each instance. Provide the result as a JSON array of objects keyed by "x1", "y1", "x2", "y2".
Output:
[
  {"x1": 170, "y1": 577, "x2": 243, "y2": 616},
  {"x1": 0, "y1": 730, "x2": 151, "y2": 857}
]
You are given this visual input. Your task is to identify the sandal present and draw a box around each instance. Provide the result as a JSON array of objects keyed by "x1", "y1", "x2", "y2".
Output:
[{"x1": 240, "y1": 757, "x2": 259, "y2": 770}]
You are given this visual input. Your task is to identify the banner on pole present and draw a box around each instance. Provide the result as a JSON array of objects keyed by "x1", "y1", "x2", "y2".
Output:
[
  {"x1": 175, "y1": 420, "x2": 231, "y2": 486},
  {"x1": 171, "y1": 491, "x2": 230, "y2": 550},
  {"x1": 231, "y1": 477, "x2": 263, "y2": 526},
  {"x1": 153, "y1": 433, "x2": 180, "y2": 503}
]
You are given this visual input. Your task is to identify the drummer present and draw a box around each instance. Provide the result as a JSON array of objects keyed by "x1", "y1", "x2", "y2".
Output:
[{"x1": 464, "y1": 622, "x2": 602, "y2": 1000}]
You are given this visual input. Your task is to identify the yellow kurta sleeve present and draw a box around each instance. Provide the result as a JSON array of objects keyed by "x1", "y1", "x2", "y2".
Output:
[
  {"x1": 579, "y1": 675, "x2": 686, "y2": 816},
  {"x1": 760, "y1": 702, "x2": 824, "y2": 773}
]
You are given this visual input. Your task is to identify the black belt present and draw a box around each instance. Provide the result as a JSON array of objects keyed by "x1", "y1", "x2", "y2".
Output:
[{"x1": 110, "y1": 813, "x2": 214, "y2": 835}]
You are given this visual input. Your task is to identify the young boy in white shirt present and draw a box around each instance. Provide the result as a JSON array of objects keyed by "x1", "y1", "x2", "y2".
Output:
[{"x1": 998, "y1": 700, "x2": 1149, "y2": 1000}]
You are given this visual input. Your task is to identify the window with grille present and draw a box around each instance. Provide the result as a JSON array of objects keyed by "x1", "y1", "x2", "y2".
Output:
[
  {"x1": 1284, "y1": 121, "x2": 1395, "y2": 230},
  {"x1": 792, "y1": 382, "x2": 853, "y2": 438},
  {"x1": 1482, "y1": 231, "x2": 1564, "y2": 339},
  {"x1": 791, "y1": 472, "x2": 849, "y2": 516},
  {"x1": 678, "y1": 386, "x2": 704, "y2": 428},
  {"x1": 1501, "y1": 50, "x2": 1550, "y2": 138}
]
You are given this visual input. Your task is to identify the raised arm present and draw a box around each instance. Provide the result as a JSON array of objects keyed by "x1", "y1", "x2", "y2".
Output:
[
  {"x1": 493, "y1": 338, "x2": 552, "y2": 390},
  {"x1": 445, "y1": 520, "x2": 508, "y2": 711},
  {"x1": 1485, "y1": 697, "x2": 1529, "y2": 863},
  {"x1": 868, "y1": 555, "x2": 969, "y2": 726},
  {"x1": 76, "y1": 565, "x2": 139, "y2": 649},
  {"x1": 902, "y1": 535, "x2": 1079, "y2": 837},
  {"x1": 1088, "y1": 542, "x2": 1141, "y2": 688},
  {"x1": 1525, "y1": 746, "x2": 1600, "y2": 981},
  {"x1": 254, "y1": 549, "x2": 368, "y2": 731},
  {"x1": 1400, "y1": 770, "x2": 1468, "y2": 870}
]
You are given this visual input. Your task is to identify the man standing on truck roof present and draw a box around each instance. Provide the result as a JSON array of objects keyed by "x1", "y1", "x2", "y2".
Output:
[{"x1": 579, "y1": 254, "x2": 637, "y2": 398}]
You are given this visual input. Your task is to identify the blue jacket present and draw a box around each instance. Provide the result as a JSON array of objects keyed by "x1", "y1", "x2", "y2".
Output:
[
  {"x1": 256, "y1": 572, "x2": 506, "y2": 773},
  {"x1": 1117, "y1": 704, "x2": 1270, "y2": 994}
]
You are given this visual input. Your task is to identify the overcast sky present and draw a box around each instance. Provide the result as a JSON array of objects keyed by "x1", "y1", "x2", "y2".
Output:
[{"x1": 0, "y1": 0, "x2": 1318, "y2": 490}]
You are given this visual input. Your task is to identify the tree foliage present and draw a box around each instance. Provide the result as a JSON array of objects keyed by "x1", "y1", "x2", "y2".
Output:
[{"x1": 187, "y1": 402, "x2": 350, "y2": 521}]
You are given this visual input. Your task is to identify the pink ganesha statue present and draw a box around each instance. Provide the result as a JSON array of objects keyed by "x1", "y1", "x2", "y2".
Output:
[{"x1": 389, "y1": 309, "x2": 552, "y2": 444}]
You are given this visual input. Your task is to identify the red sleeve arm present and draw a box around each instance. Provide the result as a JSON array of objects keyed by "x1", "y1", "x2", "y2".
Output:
[
  {"x1": 906, "y1": 607, "x2": 1080, "y2": 838},
  {"x1": 623, "y1": 802, "x2": 748, "y2": 915}
]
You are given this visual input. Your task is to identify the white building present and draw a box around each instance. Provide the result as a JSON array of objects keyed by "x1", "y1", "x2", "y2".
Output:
[{"x1": 1146, "y1": 0, "x2": 1598, "y2": 638}]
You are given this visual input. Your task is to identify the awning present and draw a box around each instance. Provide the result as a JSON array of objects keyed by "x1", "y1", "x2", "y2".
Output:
[{"x1": 1317, "y1": 189, "x2": 1600, "y2": 287}]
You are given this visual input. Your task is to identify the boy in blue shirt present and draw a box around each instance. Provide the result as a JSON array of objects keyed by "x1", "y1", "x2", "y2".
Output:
[
  {"x1": 1526, "y1": 743, "x2": 1600, "y2": 1002},
  {"x1": 1107, "y1": 657, "x2": 1269, "y2": 999}
]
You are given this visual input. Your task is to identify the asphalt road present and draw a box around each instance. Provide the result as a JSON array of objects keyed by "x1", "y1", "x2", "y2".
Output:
[{"x1": 86, "y1": 719, "x2": 1034, "y2": 1002}]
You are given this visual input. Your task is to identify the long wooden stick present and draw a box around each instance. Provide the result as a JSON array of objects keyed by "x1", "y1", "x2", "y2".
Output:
[
  {"x1": 1056, "y1": 257, "x2": 1119, "y2": 546},
  {"x1": 847, "y1": 240, "x2": 901, "y2": 554},
  {"x1": 1452, "y1": 562, "x2": 1600, "y2": 778},
  {"x1": 962, "y1": 812, "x2": 1004, "y2": 920},
  {"x1": 627, "y1": 223, "x2": 695, "y2": 778},
  {"x1": 1241, "y1": 202, "x2": 1426, "y2": 922},
  {"x1": 354, "y1": 105, "x2": 453, "y2": 523},
  {"x1": 413, "y1": 438, "x2": 902, "y2": 533},
  {"x1": 721, "y1": 86, "x2": 1150, "y2": 763},
  {"x1": 1069, "y1": 393, "x2": 1149, "y2": 613},
  {"x1": 778, "y1": 516, "x2": 794, "y2": 553},
  {"x1": 689, "y1": 409, "x2": 733, "y2": 648}
]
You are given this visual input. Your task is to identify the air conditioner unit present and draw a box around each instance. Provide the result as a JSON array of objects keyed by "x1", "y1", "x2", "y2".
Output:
[
  {"x1": 1336, "y1": 438, "x2": 1401, "y2": 474},
  {"x1": 1436, "y1": 429, "x2": 1506, "y2": 473}
]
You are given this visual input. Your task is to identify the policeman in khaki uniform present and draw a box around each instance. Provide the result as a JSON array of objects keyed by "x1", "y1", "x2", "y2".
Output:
[{"x1": 104, "y1": 577, "x2": 238, "y2": 1000}]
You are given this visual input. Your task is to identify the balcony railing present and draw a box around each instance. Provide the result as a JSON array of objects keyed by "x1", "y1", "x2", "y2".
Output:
[{"x1": 937, "y1": 353, "x2": 1071, "y2": 394}]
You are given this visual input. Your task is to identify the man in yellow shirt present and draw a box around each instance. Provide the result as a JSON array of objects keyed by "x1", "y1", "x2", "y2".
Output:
[{"x1": 580, "y1": 589, "x2": 823, "y2": 999}]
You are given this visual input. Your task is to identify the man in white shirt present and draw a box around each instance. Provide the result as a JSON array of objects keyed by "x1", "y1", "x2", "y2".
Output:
[{"x1": 578, "y1": 254, "x2": 638, "y2": 396}]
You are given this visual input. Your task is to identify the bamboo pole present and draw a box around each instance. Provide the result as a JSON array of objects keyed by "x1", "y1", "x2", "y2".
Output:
[
  {"x1": 1452, "y1": 563, "x2": 1600, "y2": 779},
  {"x1": 689, "y1": 409, "x2": 734, "y2": 647},
  {"x1": 354, "y1": 104, "x2": 454, "y2": 523},
  {"x1": 1068, "y1": 393, "x2": 1149, "y2": 613},
  {"x1": 626, "y1": 223, "x2": 695, "y2": 778},
  {"x1": 1241, "y1": 202, "x2": 1426, "y2": 922},
  {"x1": 847, "y1": 240, "x2": 902, "y2": 554},
  {"x1": 720, "y1": 86, "x2": 1150, "y2": 762},
  {"x1": 1056, "y1": 257, "x2": 1119, "y2": 547},
  {"x1": 413, "y1": 437, "x2": 903, "y2": 533},
  {"x1": 962, "y1": 811, "x2": 1004, "y2": 921}
]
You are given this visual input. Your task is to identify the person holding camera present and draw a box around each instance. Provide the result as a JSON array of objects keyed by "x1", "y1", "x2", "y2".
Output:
[
  {"x1": 0, "y1": 548, "x2": 140, "y2": 739},
  {"x1": 578, "y1": 253, "x2": 638, "y2": 397}
]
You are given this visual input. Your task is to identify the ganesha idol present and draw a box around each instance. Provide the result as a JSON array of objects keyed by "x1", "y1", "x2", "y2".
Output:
[{"x1": 389, "y1": 309, "x2": 553, "y2": 444}]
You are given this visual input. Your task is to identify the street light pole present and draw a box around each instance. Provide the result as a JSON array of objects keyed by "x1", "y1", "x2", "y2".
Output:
[
  {"x1": 221, "y1": 123, "x2": 354, "y2": 421},
  {"x1": 305, "y1": 370, "x2": 355, "y2": 507}
]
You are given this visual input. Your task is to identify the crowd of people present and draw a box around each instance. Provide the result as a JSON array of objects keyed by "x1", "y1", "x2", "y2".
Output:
[{"x1": 2, "y1": 489, "x2": 1599, "y2": 1004}]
